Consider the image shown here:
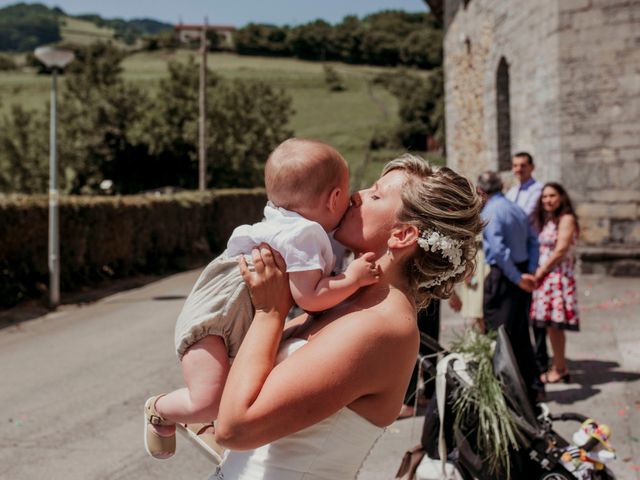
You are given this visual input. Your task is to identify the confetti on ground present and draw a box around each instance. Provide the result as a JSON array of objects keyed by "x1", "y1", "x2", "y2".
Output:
[
  {"x1": 631, "y1": 464, "x2": 640, "y2": 472},
  {"x1": 581, "y1": 290, "x2": 640, "y2": 312},
  {"x1": 617, "y1": 409, "x2": 627, "y2": 416}
]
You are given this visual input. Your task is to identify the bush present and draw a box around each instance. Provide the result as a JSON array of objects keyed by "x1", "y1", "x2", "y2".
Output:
[
  {"x1": 0, "y1": 190, "x2": 267, "y2": 307},
  {"x1": 323, "y1": 65, "x2": 346, "y2": 92},
  {"x1": 373, "y1": 68, "x2": 444, "y2": 150},
  {"x1": 0, "y1": 53, "x2": 17, "y2": 71}
]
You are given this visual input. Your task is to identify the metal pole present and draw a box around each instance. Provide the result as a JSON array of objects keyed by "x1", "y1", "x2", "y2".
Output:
[
  {"x1": 48, "y1": 68, "x2": 60, "y2": 307},
  {"x1": 198, "y1": 17, "x2": 208, "y2": 191}
]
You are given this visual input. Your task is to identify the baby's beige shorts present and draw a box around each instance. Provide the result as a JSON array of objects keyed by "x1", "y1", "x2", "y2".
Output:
[{"x1": 174, "y1": 253, "x2": 254, "y2": 360}]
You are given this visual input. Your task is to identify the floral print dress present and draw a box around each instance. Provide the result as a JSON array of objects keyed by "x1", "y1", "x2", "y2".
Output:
[{"x1": 530, "y1": 218, "x2": 580, "y2": 330}]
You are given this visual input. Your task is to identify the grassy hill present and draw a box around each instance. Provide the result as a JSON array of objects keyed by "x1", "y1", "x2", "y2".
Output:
[
  {"x1": 0, "y1": 3, "x2": 172, "y2": 52},
  {"x1": 0, "y1": 51, "x2": 438, "y2": 188},
  {"x1": 59, "y1": 16, "x2": 119, "y2": 46}
]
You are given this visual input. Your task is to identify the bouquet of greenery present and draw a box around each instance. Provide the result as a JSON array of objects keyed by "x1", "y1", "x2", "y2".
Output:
[{"x1": 449, "y1": 329, "x2": 520, "y2": 478}]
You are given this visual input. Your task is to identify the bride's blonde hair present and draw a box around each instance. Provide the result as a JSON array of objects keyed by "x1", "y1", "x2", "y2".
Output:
[{"x1": 382, "y1": 154, "x2": 484, "y2": 306}]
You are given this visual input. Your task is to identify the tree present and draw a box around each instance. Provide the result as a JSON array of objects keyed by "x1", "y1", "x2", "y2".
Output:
[
  {"x1": 142, "y1": 56, "x2": 294, "y2": 189},
  {"x1": 362, "y1": 10, "x2": 428, "y2": 37},
  {"x1": 57, "y1": 43, "x2": 153, "y2": 194},
  {"x1": 234, "y1": 23, "x2": 290, "y2": 56},
  {"x1": 374, "y1": 68, "x2": 444, "y2": 150},
  {"x1": 399, "y1": 29, "x2": 442, "y2": 69},
  {"x1": 0, "y1": 44, "x2": 295, "y2": 194},
  {"x1": 287, "y1": 20, "x2": 335, "y2": 60},
  {"x1": 361, "y1": 30, "x2": 400, "y2": 66},
  {"x1": 206, "y1": 78, "x2": 293, "y2": 188},
  {"x1": 187, "y1": 11, "x2": 442, "y2": 69},
  {"x1": 332, "y1": 16, "x2": 365, "y2": 64},
  {"x1": 138, "y1": 56, "x2": 214, "y2": 190},
  {"x1": 0, "y1": 104, "x2": 49, "y2": 193},
  {"x1": 0, "y1": 3, "x2": 62, "y2": 52}
]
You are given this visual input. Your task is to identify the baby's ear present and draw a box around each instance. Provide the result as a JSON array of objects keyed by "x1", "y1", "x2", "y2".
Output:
[
  {"x1": 327, "y1": 186, "x2": 343, "y2": 212},
  {"x1": 388, "y1": 224, "x2": 419, "y2": 249}
]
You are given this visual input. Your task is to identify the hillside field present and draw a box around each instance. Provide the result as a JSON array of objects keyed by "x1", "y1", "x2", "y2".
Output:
[{"x1": 0, "y1": 50, "x2": 438, "y2": 188}]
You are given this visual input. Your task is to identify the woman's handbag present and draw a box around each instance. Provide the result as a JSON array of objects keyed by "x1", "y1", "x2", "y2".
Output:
[{"x1": 394, "y1": 444, "x2": 426, "y2": 480}]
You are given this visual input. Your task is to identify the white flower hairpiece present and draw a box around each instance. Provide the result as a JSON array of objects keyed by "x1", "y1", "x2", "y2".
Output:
[{"x1": 417, "y1": 228, "x2": 466, "y2": 289}]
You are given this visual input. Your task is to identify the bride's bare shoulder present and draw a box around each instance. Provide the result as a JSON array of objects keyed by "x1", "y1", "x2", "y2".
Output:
[{"x1": 343, "y1": 292, "x2": 418, "y2": 343}]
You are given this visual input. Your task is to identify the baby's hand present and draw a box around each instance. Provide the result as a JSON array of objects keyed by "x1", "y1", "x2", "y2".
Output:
[{"x1": 346, "y1": 252, "x2": 381, "y2": 287}]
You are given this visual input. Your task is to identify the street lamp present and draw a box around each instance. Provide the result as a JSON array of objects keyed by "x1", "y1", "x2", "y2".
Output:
[{"x1": 34, "y1": 46, "x2": 75, "y2": 308}]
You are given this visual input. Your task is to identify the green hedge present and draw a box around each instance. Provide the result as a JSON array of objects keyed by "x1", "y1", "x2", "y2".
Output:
[{"x1": 0, "y1": 189, "x2": 267, "y2": 307}]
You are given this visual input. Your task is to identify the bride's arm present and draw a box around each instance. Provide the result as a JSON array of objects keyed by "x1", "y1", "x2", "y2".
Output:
[
  {"x1": 215, "y1": 244, "x2": 293, "y2": 441},
  {"x1": 215, "y1": 245, "x2": 416, "y2": 450}
]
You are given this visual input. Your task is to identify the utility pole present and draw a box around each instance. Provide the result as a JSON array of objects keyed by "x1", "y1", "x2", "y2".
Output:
[{"x1": 198, "y1": 17, "x2": 208, "y2": 191}]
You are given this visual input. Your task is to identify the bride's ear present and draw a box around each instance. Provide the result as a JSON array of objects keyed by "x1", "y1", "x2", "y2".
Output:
[{"x1": 388, "y1": 224, "x2": 420, "y2": 249}]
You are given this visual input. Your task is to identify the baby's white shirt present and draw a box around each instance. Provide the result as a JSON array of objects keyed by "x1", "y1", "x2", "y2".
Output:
[{"x1": 226, "y1": 203, "x2": 335, "y2": 276}]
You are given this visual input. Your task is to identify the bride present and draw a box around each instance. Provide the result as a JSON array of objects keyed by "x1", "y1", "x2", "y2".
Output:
[{"x1": 215, "y1": 154, "x2": 483, "y2": 479}]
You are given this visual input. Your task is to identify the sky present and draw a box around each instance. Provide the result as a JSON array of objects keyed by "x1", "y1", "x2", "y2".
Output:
[{"x1": 2, "y1": 0, "x2": 429, "y2": 26}]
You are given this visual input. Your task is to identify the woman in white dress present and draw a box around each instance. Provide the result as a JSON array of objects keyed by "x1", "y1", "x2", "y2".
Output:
[{"x1": 214, "y1": 154, "x2": 484, "y2": 480}]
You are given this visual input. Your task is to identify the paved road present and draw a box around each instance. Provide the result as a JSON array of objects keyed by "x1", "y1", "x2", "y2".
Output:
[{"x1": 0, "y1": 270, "x2": 638, "y2": 480}]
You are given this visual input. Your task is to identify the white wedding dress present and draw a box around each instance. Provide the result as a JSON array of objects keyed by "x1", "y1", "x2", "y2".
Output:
[{"x1": 212, "y1": 338, "x2": 385, "y2": 480}]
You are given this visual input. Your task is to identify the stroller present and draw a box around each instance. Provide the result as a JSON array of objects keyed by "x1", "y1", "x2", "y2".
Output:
[{"x1": 395, "y1": 327, "x2": 617, "y2": 480}]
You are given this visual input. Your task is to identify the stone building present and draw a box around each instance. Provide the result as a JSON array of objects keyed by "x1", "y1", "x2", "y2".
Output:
[
  {"x1": 174, "y1": 24, "x2": 236, "y2": 50},
  {"x1": 427, "y1": 0, "x2": 640, "y2": 274}
]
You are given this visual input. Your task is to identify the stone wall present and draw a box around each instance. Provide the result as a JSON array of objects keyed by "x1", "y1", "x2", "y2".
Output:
[
  {"x1": 556, "y1": 0, "x2": 640, "y2": 257},
  {"x1": 443, "y1": 0, "x2": 640, "y2": 274},
  {"x1": 444, "y1": 0, "x2": 563, "y2": 183}
]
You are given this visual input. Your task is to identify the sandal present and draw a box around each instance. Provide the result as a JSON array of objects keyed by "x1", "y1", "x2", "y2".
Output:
[
  {"x1": 394, "y1": 444, "x2": 426, "y2": 479},
  {"x1": 144, "y1": 395, "x2": 176, "y2": 459},
  {"x1": 178, "y1": 422, "x2": 227, "y2": 465},
  {"x1": 540, "y1": 368, "x2": 571, "y2": 384}
]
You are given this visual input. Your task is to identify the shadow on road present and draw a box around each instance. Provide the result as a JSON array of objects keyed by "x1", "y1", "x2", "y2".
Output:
[
  {"x1": 545, "y1": 359, "x2": 640, "y2": 404},
  {"x1": 0, "y1": 273, "x2": 177, "y2": 330}
]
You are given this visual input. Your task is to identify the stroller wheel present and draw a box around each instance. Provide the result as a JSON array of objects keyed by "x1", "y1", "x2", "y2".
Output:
[{"x1": 539, "y1": 471, "x2": 573, "y2": 480}]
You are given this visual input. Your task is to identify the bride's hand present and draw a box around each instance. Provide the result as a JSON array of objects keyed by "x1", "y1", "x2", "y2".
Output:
[{"x1": 239, "y1": 243, "x2": 293, "y2": 318}]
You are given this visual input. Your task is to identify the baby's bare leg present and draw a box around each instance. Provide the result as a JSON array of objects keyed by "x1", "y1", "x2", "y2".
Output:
[{"x1": 156, "y1": 335, "x2": 229, "y2": 426}]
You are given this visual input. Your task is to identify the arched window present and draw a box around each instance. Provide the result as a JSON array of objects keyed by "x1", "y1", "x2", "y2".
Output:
[{"x1": 496, "y1": 57, "x2": 511, "y2": 171}]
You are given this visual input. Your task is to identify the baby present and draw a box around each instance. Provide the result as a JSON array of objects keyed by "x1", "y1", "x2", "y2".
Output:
[{"x1": 144, "y1": 138, "x2": 381, "y2": 462}]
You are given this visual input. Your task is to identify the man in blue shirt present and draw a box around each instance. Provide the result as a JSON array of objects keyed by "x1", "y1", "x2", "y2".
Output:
[{"x1": 477, "y1": 171, "x2": 543, "y2": 405}]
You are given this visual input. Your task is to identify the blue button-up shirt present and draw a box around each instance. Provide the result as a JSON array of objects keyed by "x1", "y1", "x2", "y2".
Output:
[
  {"x1": 481, "y1": 193, "x2": 539, "y2": 284},
  {"x1": 506, "y1": 178, "x2": 543, "y2": 218}
]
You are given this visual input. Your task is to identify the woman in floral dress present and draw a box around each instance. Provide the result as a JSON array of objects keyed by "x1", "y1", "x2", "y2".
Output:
[{"x1": 531, "y1": 182, "x2": 580, "y2": 384}]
